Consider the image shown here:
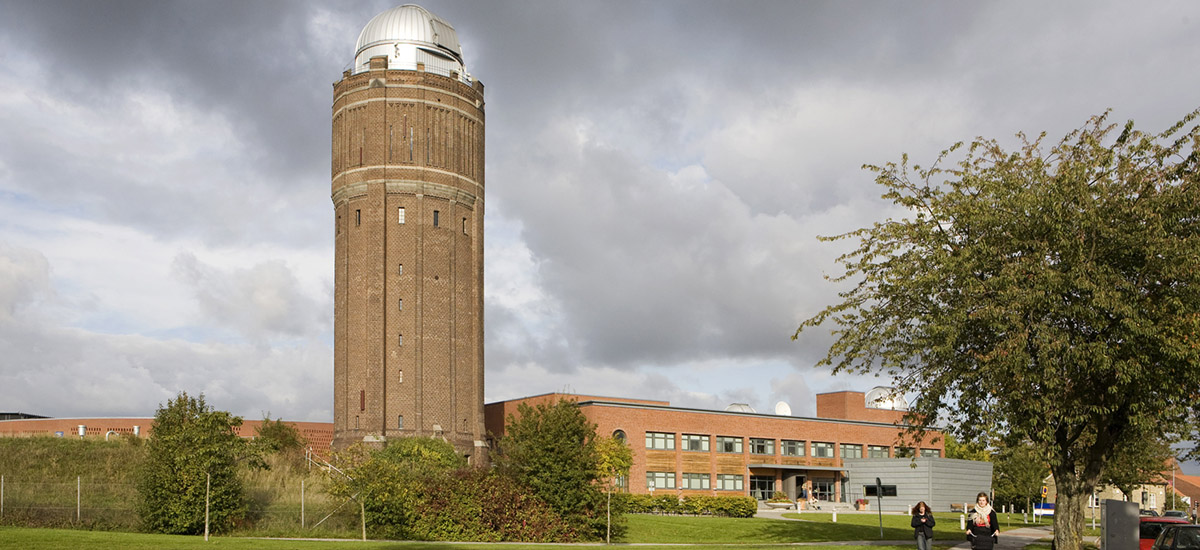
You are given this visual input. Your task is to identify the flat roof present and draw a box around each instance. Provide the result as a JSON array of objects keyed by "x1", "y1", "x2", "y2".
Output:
[{"x1": 575, "y1": 399, "x2": 924, "y2": 430}]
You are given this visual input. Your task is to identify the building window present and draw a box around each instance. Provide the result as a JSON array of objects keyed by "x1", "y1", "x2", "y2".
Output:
[
  {"x1": 647, "y1": 472, "x2": 675, "y2": 490},
  {"x1": 682, "y1": 473, "x2": 710, "y2": 490},
  {"x1": 397, "y1": 369, "x2": 403, "y2": 383},
  {"x1": 716, "y1": 436, "x2": 743, "y2": 454},
  {"x1": 462, "y1": 217, "x2": 468, "y2": 234},
  {"x1": 920, "y1": 448, "x2": 941, "y2": 458},
  {"x1": 397, "y1": 334, "x2": 403, "y2": 346},
  {"x1": 645, "y1": 432, "x2": 675, "y2": 450},
  {"x1": 356, "y1": 209, "x2": 361, "y2": 226},
  {"x1": 398, "y1": 207, "x2": 405, "y2": 224},
  {"x1": 613, "y1": 429, "x2": 626, "y2": 442},
  {"x1": 812, "y1": 442, "x2": 834, "y2": 458},
  {"x1": 894, "y1": 446, "x2": 915, "y2": 458},
  {"x1": 615, "y1": 474, "x2": 628, "y2": 490},
  {"x1": 812, "y1": 480, "x2": 834, "y2": 501},
  {"x1": 868, "y1": 445, "x2": 889, "y2": 458},
  {"x1": 682, "y1": 434, "x2": 709, "y2": 452},
  {"x1": 359, "y1": 390, "x2": 365, "y2": 411},
  {"x1": 782, "y1": 440, "x2": 805, "y2": 457},
  {"x1": 398, "y1": 263, "x2": 403, "y2": 276},
  {"x1": 716, "y1": 474, "x2": 744, "y2": 491},
  {"x1": 749, "y1": 475, "x2": 775, "y2": 500},
  {"x1": 397, "y1": 415, "x2": 403, "y2": 429},
  {"x1": 840, "y1": 444, "x2": 863, "y2": 459},
  {"x1": 433, "y1": 210, "x2": 440, "y2": 227},
  {"x1": 750, "y1": 438, "x2": 775, "y2": 456},
  {"x1": 398, "y1": 298, "x2": 403, "y2": 311}
]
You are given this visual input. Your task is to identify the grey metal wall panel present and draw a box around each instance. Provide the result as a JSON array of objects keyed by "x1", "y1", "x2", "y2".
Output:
[{"x1": 844, "y1": 458, "x2": 993, "y2": 513}]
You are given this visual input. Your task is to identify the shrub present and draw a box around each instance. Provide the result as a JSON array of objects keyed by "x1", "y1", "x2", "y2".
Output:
[{"x1": 136, "y1": 392, "x2": 250, "y2": 535}]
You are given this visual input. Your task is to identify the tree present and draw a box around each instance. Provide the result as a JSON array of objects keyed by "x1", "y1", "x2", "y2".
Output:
[
  {"x1": 326, "y1": 437, "x2": 463, "y2": 540},
  {"x1": 1099, "y1": 437, "x2": 1176, "y2": 499},
  {"x1": 595, "y1": 434, "x2": 632, "y2": 543},
  {"x1": 943, "y1": 433, "x2": 990, "y2": 462},
  {"x1": 136, "y1": 392, "x2": 250, "y2": 534},
  {"x1": 255, "y1": 415, "x2": 306, "y2": 454},
  {"x1": 493, "y1": 398, "x2": 606, "y2": 540},
  {"x1": 794, "y1": 109, "x2": 1200, "y2": 550},
  {"x1": 991, "y1": 437, "x2": 1049, "y2": 512}
]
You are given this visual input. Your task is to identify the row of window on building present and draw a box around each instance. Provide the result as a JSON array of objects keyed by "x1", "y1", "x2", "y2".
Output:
[{"x1": 643, "y1": 431, "x2": 940, "y2": 459}]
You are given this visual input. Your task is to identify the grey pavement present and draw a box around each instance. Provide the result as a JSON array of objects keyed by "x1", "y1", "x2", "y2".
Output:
[{"x1": 755, "y1": 509, "x2": 1074, "y2": 549}]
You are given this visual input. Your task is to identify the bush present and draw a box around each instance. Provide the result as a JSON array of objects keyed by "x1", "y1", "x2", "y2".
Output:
[
  {"x1": 136, "y1": 392, "x2": 251, "y2": 535},
  {"x1": 624, "y1": 494, "x2": 756, "y2": 518}
]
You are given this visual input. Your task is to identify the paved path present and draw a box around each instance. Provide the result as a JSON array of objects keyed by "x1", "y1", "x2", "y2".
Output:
[{"x1": 755, "y1": 509, "x2": 1071, "y2": 549}]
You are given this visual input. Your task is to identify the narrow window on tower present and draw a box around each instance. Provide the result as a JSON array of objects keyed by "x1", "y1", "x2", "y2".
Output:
[
  {"x1": 388, "y1": 124, "x2": 393, "y2": 162},
  {"x1": 398, "y1": 334, "x2": 403, "y2": 346},
  {"x1": 398, "y1": 298, "x2": 403, "y2": 311},
  {"x1": 462, "y1": 217, "x2": 468, "y2": 235},
  {"x1": 398, "y1": 369, "x2": 403, "y2": 383},
  {"x1": 337, "y1": 215, "x2": 342, "y2": 235},
  {"x1": 433, "y1": 210, "x2": 440, "y2": 227},
  {"x1": 397, "y1": 263, "x2": 403, "y2": 276},
  {"x1": 356, "y1": 209, "x2": 361, "y2": 226},
  {"x1": 359, "y1": 390, "x2": 365, "y2": 411},
  {"x1": 355, "y1": 416, "x2": 359, "y2": 429},
  {"x1": 397, "y1": 415, "x2": 404, "y2": 429},
  {"x1": 398, "y1": 207, "x2": 405, "y2": 224}
]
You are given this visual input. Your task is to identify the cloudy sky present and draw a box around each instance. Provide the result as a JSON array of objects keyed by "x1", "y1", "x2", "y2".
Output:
[{"x1": 1, "y1": 0, "x2": 1198, "y2": 463}]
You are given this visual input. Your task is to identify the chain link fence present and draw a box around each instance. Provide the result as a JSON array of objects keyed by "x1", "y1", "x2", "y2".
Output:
[{"x1": 0, "y1": 474, "x2": 360, "y2": 535}]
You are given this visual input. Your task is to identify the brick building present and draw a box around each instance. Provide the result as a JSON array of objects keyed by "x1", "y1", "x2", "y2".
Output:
[
  {"x1": 331, "y1": 4, "x2": 487, "y2": 460},
  {"x1": 486, "y1": 389, "x2": 946, "y2": 504}
]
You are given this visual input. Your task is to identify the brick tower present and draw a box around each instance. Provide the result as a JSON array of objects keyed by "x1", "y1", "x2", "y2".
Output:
[{"x1": 331, "y1": 4, "x2": 486, "y2": 463}]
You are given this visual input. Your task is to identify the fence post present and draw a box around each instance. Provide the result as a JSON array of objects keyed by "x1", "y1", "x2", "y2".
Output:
[
  {"x1": 77, "y1": 476, "x2": 81, "y2": 523},
  {"x1": 205, "y1": 473, "x2": 211, "y2": 541},
  {"x1": 360, "y1": 499, "x2": 366, "y2": 541},
  {"x1": 301, "y1": 479, "x2": 305, "y2": 528},
  {"x1": 2, "y1": 474, "x2": 5, "y2": 518}
]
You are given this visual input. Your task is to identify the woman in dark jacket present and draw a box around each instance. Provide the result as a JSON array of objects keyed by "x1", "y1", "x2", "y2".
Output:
[
  {"x1": 911, "y1": 501, "x2": 936, "y2": 550},
  {"x1": 965, "y1": 492, "x2": 999, "y2": 550}
]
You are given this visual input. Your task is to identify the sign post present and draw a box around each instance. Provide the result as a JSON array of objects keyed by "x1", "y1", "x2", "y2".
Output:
[{"x1": 876, "y1": 477, "x2": 884, "y2": 538}]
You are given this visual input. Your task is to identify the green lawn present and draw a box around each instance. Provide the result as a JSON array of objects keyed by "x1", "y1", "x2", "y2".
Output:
[{"x1": 0, "y1": 513, "x2": 980, "y2": 549}]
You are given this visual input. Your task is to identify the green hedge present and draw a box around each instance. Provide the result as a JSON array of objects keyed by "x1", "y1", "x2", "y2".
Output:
[{"x1": 624, "y1": 494, "x2": 757, "y2": 518}]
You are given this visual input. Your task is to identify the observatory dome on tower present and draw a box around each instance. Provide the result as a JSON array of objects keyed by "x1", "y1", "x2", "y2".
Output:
[{"x1": 353, "y1": 4, "x2": 470, "y2": 81}]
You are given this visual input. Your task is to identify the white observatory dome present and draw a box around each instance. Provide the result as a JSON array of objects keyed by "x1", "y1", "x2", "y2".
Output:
[
  {"x1": 864, "y1": 386, "x2": 908, "y2": 411},
  {"x1": 353, "y1": 4, "x2": 469, "y2": 81}
]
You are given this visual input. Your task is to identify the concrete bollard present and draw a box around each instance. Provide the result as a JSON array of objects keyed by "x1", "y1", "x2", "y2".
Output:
[
  {"x1": 960, "y1": 514, "x2": 966, "y2": 530},
  {"x1": 832, "y1": 510, "x2": 837, "y2": 523}
]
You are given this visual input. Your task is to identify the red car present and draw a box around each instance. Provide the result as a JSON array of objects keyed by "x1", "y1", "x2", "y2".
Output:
[{"x1": 1141, "y1": 517, "x2": 1191, "y2": 550}]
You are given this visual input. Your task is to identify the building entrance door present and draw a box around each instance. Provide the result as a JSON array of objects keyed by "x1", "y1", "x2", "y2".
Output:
[
  {"x1": 812, "y1": 479, "x2": 834, "y2": 501},
  {"x1": 750, "y1": 475, "x2": 775, "y2": 500}
]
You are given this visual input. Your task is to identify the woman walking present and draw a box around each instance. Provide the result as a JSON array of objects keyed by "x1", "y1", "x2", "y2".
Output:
[
  {"x1": 912, "y1": 501, "x2": 936, "y2": 550},
  {"x1": 965, "y1": 492, "x2": 999, "y2": 550}
]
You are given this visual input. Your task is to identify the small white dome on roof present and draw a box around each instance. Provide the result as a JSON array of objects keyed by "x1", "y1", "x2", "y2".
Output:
[
  {"x1": 724, "y1": 403, "x2": 757, "y2": 413},
  {"x1": 864, "y1": 386, "x2": 908, "y2": 411},
  {"x1": 352, "y1": 4, "x2": 469, "y2": 80}
]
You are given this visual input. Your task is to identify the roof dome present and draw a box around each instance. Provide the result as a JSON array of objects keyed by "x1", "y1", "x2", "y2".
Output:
[{"x1": 352, "y1": 4, "x2": 469, "y2": 80}]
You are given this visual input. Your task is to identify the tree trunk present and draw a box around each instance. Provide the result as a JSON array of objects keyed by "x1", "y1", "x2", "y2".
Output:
[{"x1": 1052, "y1": 470, "x2": 1094, "y2": 550}]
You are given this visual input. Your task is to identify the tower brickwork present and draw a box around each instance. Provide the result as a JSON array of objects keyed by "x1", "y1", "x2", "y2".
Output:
[{"x1": 332, "y1": 5, "x2": 485, "y2": 462}]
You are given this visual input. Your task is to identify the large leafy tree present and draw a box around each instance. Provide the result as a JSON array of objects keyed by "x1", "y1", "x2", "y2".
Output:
[
  {"x1": 136, "y1": 392, "x2": 250, "y2": 534},
  {"x1": 795, "y1": 110, "x2": 1200, "y2": 550},
  {"x1": 493, "y1": 398, "x2": 606, "y2": 540}
]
